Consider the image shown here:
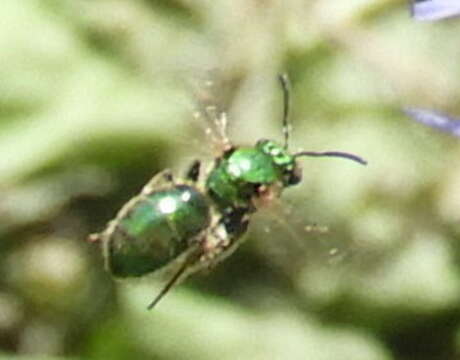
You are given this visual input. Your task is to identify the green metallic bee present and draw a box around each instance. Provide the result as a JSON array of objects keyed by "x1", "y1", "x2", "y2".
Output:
[{"x1": 89, "y1": 75, "x2": 367, "y2": 310}]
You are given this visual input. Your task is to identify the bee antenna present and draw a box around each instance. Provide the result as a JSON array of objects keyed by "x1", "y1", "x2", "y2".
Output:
[
  {"x1": 278, "y1": 73, "x2": 291, "y2": 150},
  {"x1": 294, "y1": 151, "x2": 367, "y2": 165}
]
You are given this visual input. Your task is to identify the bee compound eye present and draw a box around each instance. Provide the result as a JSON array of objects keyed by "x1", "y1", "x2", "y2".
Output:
[{"x1": 286, "y1": 167, "x2": 302, "y2": 186}]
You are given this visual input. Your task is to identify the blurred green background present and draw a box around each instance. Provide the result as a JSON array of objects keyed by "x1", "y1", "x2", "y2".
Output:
[{"x1": 2, "y1": 0, "x2": 460, "y2": 359}]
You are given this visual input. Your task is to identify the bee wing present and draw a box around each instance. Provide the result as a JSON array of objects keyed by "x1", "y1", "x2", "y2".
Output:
[
  {"x1": 187, "y1": 71, "x2": 244, "y2": 155},
  {"x1": 410, "y1": 0, "x2": 460, "y2": 21}
]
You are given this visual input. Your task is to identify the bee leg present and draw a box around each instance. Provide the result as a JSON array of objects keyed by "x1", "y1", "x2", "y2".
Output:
[
  {"x1": 147, "y1": 246, "x2": 202, "y2": 310},
  {"x1": 147, "y1": 257, "x2": 190, "y2": 310},
  {"x1": 184, "y1": 160, "x2": 201, "y2": 183},
  {"x1": 87, "y1": 233, "x2": 101, "y2": 243},
  {"x1": 88, "y1": 170, "x2": 175, "y2": 245},
  {"x1": 142, "y1": 169, "x2": 174, "y2": 195},
  {"x1": 199, "y1": 222, "x2": 232, "y2": 270},
  {"x1": 200, "y1": 208, "x2": 251, "y2": 271}
]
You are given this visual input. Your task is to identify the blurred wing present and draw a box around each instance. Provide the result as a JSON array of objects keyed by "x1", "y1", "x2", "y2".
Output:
[
  {"x1": 188, "y1": 71, "x2": 243, "y2": 155},
  {"x1": 404, "y1": 107, "x2": 460, "y2": 137},
  {"x1": 410, "y1": 0, "x2": 460, "y2": 21}
]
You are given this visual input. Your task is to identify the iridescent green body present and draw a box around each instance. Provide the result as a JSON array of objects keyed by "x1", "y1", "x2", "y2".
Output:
[
  {"x1": 93, "y1": 140, "x2": 300, "y2": 280},
  {"x1": 89, "y1": 74, "x2": 366, "y2": 309},
  {"x1": 206, "y1": 140, "x2": 300, "y2": 212},
  {"x1": 98, "y1": 177, "x2": 212, "y2": 277}
]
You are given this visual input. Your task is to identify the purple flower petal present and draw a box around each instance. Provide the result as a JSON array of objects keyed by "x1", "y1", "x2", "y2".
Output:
[
  {"x1": 404, "y1": 107, "x2": 460, "y2": 137},
  {"x1": 410, "y1": 0, "x2": 460, "y2": 21}
]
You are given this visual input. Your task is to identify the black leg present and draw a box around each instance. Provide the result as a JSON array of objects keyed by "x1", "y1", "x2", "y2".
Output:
[{"x1": 185, "y1": 160, "x2": 201, "y2": 182}]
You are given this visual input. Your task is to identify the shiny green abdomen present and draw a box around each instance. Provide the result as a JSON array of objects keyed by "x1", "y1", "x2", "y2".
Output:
[{"x1": 106, "y1": 185, "x2": 210, "y2": 277}]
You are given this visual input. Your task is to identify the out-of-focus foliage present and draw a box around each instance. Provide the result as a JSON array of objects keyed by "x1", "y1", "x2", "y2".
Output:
[{"x1": 2, "y1": 0, "x2": 460, "y2": 359}]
